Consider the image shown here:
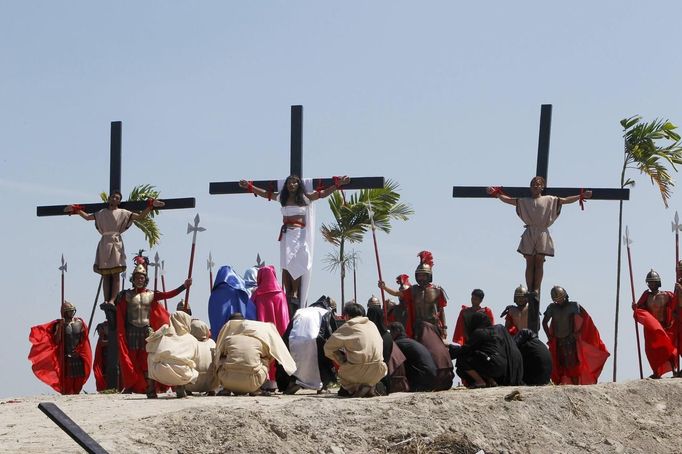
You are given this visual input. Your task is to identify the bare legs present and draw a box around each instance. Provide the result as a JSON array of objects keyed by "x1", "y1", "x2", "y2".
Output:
[
  {"x1": 524, "y1": 254, "x2": 545, "y2": 294},
  {"x1": 102, "y1": 273, "x2": 121, "y2": 305},
  {"x1": 282, "y1": 269, "x2": 302, "y2": 316}
]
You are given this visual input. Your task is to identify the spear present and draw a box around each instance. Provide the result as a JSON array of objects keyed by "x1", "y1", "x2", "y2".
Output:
[
  {"x1": 185, "y1": 214, "x2": 206, "y2": 310},
  {"x1": 160, "y1": 260, "x2": 168, "y2": 309},
  {"x1": 207, "y1": 252, "x2": 215, "y2": 291},
  {"x1": 673, "y1": 211, "x2": 681, "y2": 375},
  {"x1": 366, "y1": 199, "x2": 387, "y2": 320},
  {"x1": 149, "y1": 252, "x2": 161, "y2": 293},
  {"x1": 625, "y1": 226, "x2": 644, "y2": 379},
  {"x1": 58, "y1": 254, "x2": 67, "y2": 307}
]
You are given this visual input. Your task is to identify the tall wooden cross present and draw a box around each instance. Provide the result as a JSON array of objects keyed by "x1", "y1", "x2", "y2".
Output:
[
  {"x1": 209, "y1": 105, "x2": 384, "y2": 195},
  {"x1": 36, "y1": 121, "x2": 197, "y2": 390},
  {"x1": 452, "y1": 104, "x2": 630, "y2": 332},
  {"x1": 209, "y1": 105, "x2": 385, "y2": 306}
]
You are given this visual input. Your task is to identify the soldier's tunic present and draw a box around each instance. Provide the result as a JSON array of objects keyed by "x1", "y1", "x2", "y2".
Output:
[{"x1": 400, "y1": 284, "x2": 447, "y2": 339}]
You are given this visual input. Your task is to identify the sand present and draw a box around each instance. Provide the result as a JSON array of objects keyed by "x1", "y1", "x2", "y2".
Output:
[{"x1": 1, "y1": 379, "x2": 681, "y2": 454}]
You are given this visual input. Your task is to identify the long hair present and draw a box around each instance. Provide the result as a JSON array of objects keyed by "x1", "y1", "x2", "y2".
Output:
[{"x1": 279, "y1": 174, "x2": 307, "y2": 206}]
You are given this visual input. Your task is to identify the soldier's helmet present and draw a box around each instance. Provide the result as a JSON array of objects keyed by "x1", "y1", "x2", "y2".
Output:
[
  {"x1": 550, "y1": 286, "x2": 568, "y2": 303},
  {"x1": 61, "y1": 301, "x2": 76, "y2": 316},
  {"x1": 513, "y1": 284, "x2": 528, "y2": 301},
  {"x1": 645, "y1": 269, "x2": 661, "y2": 284},
  {"x1": 367, "y1": 295, "x2": 381, "y2": 308}
]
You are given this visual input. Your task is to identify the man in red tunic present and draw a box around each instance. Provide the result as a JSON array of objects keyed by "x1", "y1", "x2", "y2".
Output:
[
  {"x1": 542, "y1": 286, "x2": 609, "y2": 385},
  {"x1": 379, "y1": 251, "x2": 447, "y2": 339},
  {"x1": 116, "y1": 257, "x2": 191, "y2": 397},
  {"x1": 28, "y1": 302, "x2": 92, "y2": 394},
  {"x1": 452, "y1": 289, "x2": 494, "y2": 345},
  {"x1": 633, "y1": 269, "x2": 679, "y2": 378}
]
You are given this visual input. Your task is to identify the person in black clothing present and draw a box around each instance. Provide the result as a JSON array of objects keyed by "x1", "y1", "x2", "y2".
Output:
[
  {"x1": 515, "y1": 329, "x2": 552, "y2": 385},
  {"x1": 389, "y1": 322, "x2": 437, "y2": 391},
  {"x1": 455, "y1": 312, "x2": 523, "y2": 388}
]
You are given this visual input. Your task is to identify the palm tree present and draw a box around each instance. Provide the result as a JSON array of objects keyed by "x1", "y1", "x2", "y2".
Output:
[
  {"x1": 100, "y1": 184, "x2": 162, "y2": 248},
  {"x1": 612, "y1": 116, "x2": 682, "y2": 381},
  {"x1": 321, "y1": 179, "x2": 414, "y2": 303}
]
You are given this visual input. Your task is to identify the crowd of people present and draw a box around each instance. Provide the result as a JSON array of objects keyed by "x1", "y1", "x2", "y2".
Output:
[{"x1": 27, "y1": 174, "x2": 682, "y2": 398}]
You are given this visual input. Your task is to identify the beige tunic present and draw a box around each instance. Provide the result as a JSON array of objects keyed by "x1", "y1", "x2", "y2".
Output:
[
  {"x1": 213, "y1": 320, "x2": 296, "y2": 393},
  {"x1": 93, "y1": 207, "x2": 133, "y2": 274},
  {"x1": 516, "y1": 195, "x2": 561, "y2": 256},
  {"x1": 323, "y1": 317, "x2": 387, "y2": 393},
  {"x1": 146, "y1": 312, "x2": 200, "y2": 386},
  {"x1": 185, "y1": 338, "x2": 217, "y2": 393}
]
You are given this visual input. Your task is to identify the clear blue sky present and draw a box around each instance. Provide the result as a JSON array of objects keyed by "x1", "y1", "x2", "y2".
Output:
[{"x1": 3, "y1": 1, "x2": 682, "y2": 397}]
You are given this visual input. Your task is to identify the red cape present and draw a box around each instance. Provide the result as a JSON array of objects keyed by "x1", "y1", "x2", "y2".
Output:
[
  {"x1": 92, "y1": 325, "x2": 108, "y2": 391},
  {"x1": 28, "y1": 318, "x2": 92, "y2": 394},
  {"x1": 400, "y1": 285, "x2": 447, "y2": 338},
  {"x1": 116, "y1": 289, "x2": 171, "y2": 393},
  {"x1": 452, "y1": 306, "x2": 494, "y2": 345},
  {"x1": 634, "y1": 290, "x2": 678, "y2": 376},
  {"x1": 547, "y1": 306, "x2": 609, "y2": 385}
]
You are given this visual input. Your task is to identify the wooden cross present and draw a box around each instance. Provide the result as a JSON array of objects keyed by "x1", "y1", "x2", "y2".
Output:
[
  {"x1": 36, "y1": 121, "x2": 197, "y2": 390},
  {"x1": 36, "y1": 122, "x2": 196, "y2": 216},
  {"x1": 452, "y1": 104, "x2": 630, "y2": 332},
  {"x1": 452, "y1": 104, "x2": 630, "y2": 200},
  {"x1": 209, "y1": 105, "x2": 384, "y2": 195}
]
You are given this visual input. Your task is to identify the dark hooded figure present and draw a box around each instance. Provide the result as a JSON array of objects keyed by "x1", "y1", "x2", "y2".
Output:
[
  {"x1": 455, "y1": 312, "x2": 523, "y2": 388},
  {"x1": 515, "y1": 329, "x2": 552, "y2": 385},
  {"x1": 389, "y1": 322, "x2": 437, "y2": 392},
  {"x1": 416, "y1": 322, "x2": 455, "y2": 391},
  {"x1": 367, "y1": 306, "x2": 408, "y2": 394},
  {"x1": 276, "y1": 295, "x2": 338, "y2": 394}
]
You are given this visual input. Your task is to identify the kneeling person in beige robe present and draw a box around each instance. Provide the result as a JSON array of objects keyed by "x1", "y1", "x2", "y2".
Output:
[
  {"x1": 324, "y1": 302, "x2": 387, "y2": 397},
  {"x1": 146, "y1": 311, "x2": 199, "y2": 398},
  {"x1": 213, "y1": 315, "x2": 296, "y2": 394},
  {"x1": 185, "y1": 319, "x2": 217, "y2": 395}
]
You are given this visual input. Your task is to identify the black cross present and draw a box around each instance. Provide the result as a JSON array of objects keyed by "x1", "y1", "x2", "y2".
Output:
[
  {"x1": 36, "y1": 121, "x2": 196, "y2": 390},
  {"x1": 452, "y1": 104, "x2": 630, "y2": 333},
  {"x1": 209, "y1": 105, "x2": 385, "y2": 195},
  {"x1": 36, "y1": 122, "x2": 196, "y2": 216},
  {"x1": 452, "y1": 104, "x2": 630, "y2": 200}
]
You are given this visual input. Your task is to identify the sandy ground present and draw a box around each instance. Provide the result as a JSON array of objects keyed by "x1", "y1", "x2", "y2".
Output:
[{"x1": 1, "y1": 379, "x2": 681, "y2": 454}]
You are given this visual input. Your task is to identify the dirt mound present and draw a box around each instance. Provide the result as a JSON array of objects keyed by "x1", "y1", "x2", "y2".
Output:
[{"x1": 1, "y1": 379, "x2": 681, "y2": 453}]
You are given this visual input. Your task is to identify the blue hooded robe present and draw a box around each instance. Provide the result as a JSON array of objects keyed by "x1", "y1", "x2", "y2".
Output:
[{"x1": 208, "y1": 265, "x2": 256, "y2": 340}]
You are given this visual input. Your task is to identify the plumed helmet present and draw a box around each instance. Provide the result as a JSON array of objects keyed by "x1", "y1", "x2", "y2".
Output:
[
  {"x1": 367, "y1": 295, "x2": 381, "y2": 308},
  {"x1": 61, "y1": 301, "x2": 76, "y2": 315},
  {"x1": 550, "y1": 286, "x2": 568, "y2": 302},
  {"x1": 415, "y1": 251, "x2": 434, "y2": 282},
  {"x1": 513, "y1": 284, "x2": 528, "y2": 300},
  {"x1": 132, "y1": 263, "x2": 147, "y2": 276},
  {"x1": 646, "y1": 269, "x2": 661, "y2": 283}
]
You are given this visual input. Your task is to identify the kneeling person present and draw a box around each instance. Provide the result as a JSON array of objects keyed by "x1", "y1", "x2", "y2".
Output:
[
  {"x1": 213, "y1": 314, "x2": 296, "y2": 394},
  {"x1": 324, "y1": 303, "x2": 387, "y2": 397}
]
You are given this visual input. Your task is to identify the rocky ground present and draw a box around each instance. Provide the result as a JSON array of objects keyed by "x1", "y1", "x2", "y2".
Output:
[{"x1": 1, "y1": 379, "x2": 681, "y2": 453}]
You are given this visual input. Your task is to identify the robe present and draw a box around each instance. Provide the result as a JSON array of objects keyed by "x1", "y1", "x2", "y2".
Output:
[
  {"x1": 278, "y1": 304, "x2": 337, "y2": 390},
  {"x1": 515, "y1": 195, "x2": 561, "y2": 256},
  {"x1": 208, "y1": 265, "x2": 256, "y2": 340},
  {"x1": 146, "y1": 312, "x2": 200, "y2": 387},
  {"x1": 214, "y1": 319, "x2": 296, "y2": 393},
  {"x1": 93, "y1": 207, "x2": 133, "y2": 274},
  {"x1": 546, "y1": 304, "x2": 609, "y2": 385},
  {"x1": 452, "y1": 305, "x2": 495, "y2": 345},
  {"x1": 515, "y1": 329, "x2": 552, "y2": 385},
  {"x1": 634, "y1": 290, "x2": 678, "y2": 377},
  {"x1": 28, "y1": 318, "x2": 92, "y2": 394},
  {"x1": 394, "y1": 335, "x2": 437, "y2": 392},
  {"x1": 324, "y1": 316, "x2": 388, "y2": 393},
  {"x1": 417, "y1": 322, "x2": 455, "y2": 390},
  {"x1": 186, "y1": 319, "x2": 217, "y2": 393}
]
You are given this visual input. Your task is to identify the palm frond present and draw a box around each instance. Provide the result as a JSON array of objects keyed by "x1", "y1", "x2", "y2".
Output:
[{"x1": 621, "y1": 116, "x2": 682, "y2": 207}]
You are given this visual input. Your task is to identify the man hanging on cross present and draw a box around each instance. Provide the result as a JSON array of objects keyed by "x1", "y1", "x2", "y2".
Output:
[
  {"x1": 64, "y1": 191, "x2": 165, "y2": 306},
  {"x1": 487, "y1": 176, "x2": 592, "y2": 297},
  {"x1": 238, "y1": 174, "x2": 350, "y2": 316}
]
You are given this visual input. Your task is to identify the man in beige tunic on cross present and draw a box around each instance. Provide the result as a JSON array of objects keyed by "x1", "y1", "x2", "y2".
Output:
[{"x1": 488, "y1": 176, "x2": 591, "y2": 296}]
